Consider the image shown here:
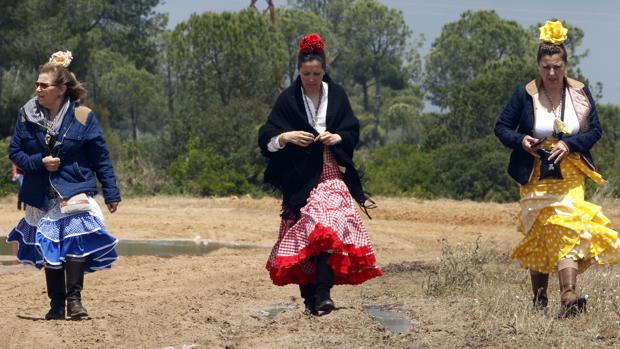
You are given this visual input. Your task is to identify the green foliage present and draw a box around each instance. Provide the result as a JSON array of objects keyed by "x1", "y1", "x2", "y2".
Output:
[
  {"x1": 431, "y1": 136, "x2": 518, "y2": 202},
  {"x1": 99, "y1": 62, "x2": 165, "y2": 140},
  {"x1": 420, "y1": 113, "x2": 458, "y2": 151},
  {"x1": 338, "y1": 0, "x2": 415, "y2": 146},
  {"x1": 288, "y1": 0, "x2": 354, "y2": 36},
  {"x1": 424, "y1": 238, "x2": 510, "y2": 297},
  {"x1": 359, "y1": 144, "x2": 435, "y2": 197},
  {"x1": 0, "y1": 68, "x2": 36, "y2": 138},
  {"x1": 0, "y1": 5, "x2": 617, "y2": 203},
  {"x1": 447, "y1": 58, "x2": 538, "y2": 142},
  {"x1": 425, "y1": 10, "x2": 535, "y2": 109},
  {"x1": 357, "y1": 136, "x2": 518, "y2": 202},
  {"x1": 169, "y1": 138, "x2": 256, "y2": 196},
  {"x1": 0, "y1": 1, "x2": 31, "y2": 67},
  {"x1": 114, "y1": 136, "x2": 170, "y2": 196},
  {"x1": 380, "y1": 87, "x2": 425, "y2": 145},
  {"x1": 168, "y1": 9, "x2": 287, "y2": 106},
  {"x1": 0, "y1": 0, "x2": 166, "y2": 138},
  {"x1": 0, "y1": 137, "x2": 16, "y2": 196},
  {"x1": 425, "y1": 239, "x2": 485, "y2": 296},
  {"x1": 592, "y1": 104, "x2": 620, "y2": 197},
  {"x1": 84, "y1": 49, "x2": 132, "y2": 105}
]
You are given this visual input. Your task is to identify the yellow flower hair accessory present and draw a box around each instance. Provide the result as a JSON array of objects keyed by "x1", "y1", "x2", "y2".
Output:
[
  {"x1": 539, "y1": 20, "x2": 568, "y2": 45},
  {"x1": 49, "y1": 51, "x2": 73, "y2": 67}
]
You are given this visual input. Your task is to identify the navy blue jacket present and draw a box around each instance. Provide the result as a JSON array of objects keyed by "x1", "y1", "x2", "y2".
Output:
[
  {"x1": 9, "y1": 100, "x2": 121, "y2": 210},
  {"x1": 494, "y1": 78, "x2": 602, "y2": 185}
]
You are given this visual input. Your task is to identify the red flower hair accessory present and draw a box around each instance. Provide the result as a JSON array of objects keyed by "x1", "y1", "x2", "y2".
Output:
[{"x1": 299, "y1": 33, "x2": 325, "y2": 54}]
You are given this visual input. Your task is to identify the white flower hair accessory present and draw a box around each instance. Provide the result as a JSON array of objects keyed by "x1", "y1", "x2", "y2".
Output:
[{"x1": 49, "y1": 51, "x2": 73, "y2": 67}]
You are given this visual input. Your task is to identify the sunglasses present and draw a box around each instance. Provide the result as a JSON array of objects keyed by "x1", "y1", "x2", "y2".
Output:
[{"x1": 35, "y1": 82, "x2": 57, "y2": 89}]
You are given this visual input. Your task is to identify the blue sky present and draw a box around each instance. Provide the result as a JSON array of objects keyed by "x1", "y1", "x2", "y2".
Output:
[{"x1": 156, "y1": 0, "x2": 620, "y2": 106}]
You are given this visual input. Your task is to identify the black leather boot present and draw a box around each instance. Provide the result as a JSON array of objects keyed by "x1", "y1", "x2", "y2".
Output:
[
  {"x1": 299, "y1": 284, "x2": 318, "y2": 315},
  {"x1": 44, "y1": 267, "x2": 66, "y2": 320},
  {"x1": 65, "y1": 258, "x2": 88, "y2": 319},
  {"x1": 315, "y1": 252, "x2": 335, "y2": 313},
  {"x1": 530, "y1": 270, "x2": 549, "y2": 311}
]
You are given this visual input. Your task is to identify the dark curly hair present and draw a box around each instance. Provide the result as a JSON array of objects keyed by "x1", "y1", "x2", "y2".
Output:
[
  {"x1": 297, "y1": 51, "x2": 326, "y2": 70},
  {"x1": 537, "y1": 42, "x2": 568, "y2": 63}
]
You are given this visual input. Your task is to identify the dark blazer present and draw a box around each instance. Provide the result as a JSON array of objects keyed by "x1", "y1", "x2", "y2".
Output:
[
  {"x1": 494, "y1": 77, "x2": 602, "y2": 185},
  {"x1": 258, "y1": 74, "x2": 364, "y2": 213},
  {"x1": 9, "y1": 100, "x2": 121, "y2": 210}
]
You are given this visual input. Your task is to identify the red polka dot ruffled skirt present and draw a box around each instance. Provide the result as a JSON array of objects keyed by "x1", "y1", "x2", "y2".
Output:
[{"x1": 266, "y1": 148, "x2": 383, "y2": 286}]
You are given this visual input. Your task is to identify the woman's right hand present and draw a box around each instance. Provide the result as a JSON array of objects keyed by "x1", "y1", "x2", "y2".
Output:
[
  {"x1": 106, "y1": 202, "x2": 119, "y2": 213},
  {"x1": 279, "y1": 131, "x2": 315, "y2": 147},
  {"x1": 521, "y1": 135, "x2": 541, "y2": 158},
  {"x1": 42, "y1": 156, "x2": 61, "y2": 172}
]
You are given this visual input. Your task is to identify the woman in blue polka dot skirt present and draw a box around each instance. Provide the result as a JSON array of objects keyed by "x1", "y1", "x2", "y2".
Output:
[{"x1": 6, "y1": 52, "x2": 121, "y2": 320}]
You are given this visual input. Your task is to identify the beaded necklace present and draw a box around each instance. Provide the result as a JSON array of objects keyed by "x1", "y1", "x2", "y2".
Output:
[
  {"x1": 541, "y1": 79, "x2": 566, "y2": 139},
  {"x1": 302, "y1": 84, "x2": 324, "y2": 129}
]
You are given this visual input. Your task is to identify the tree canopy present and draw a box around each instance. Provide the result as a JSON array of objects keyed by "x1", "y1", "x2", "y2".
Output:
[{"x1": 0, "y1": 3, "x2": 617, "y2": 201}]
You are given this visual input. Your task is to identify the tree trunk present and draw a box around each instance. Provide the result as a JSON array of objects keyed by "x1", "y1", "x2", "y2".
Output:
[
  {"x1": 372, "y1": 68, "x2": 382, "y2": 147},
  {"x1": 0, "y1": 68, "x2": 4, "y2": 113},
  {"x1": 267, "y1": 0, "x2": 276, "y2": 24},
  {"x1": 130, "y1": 105, "x2": 137, "y2": 140},
  {"x1": 362, "y1": 81, "x2": 369, "y2": 112},
  {"x1": 0, "y1": 68, "x2": 6, "y2": 137},
  {"x1": 219, "y1": 90, "x2": 229, "y2": 106},
  {"x1": 288, "y1": 49, "x2": 296, "y2": 85},
  {"x1": 166, "y1": 62, "x2": 174, "y2": 118}
]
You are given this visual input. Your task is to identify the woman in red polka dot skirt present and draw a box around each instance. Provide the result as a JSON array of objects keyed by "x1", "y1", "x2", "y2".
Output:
[{"x1": 258, "y1": 33, "x2": 383, "y2": 315}]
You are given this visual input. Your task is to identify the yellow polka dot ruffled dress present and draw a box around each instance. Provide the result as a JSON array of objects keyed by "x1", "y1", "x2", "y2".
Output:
[{"x1": 513, "y1": 139, "x2": 620, "y2": 273}]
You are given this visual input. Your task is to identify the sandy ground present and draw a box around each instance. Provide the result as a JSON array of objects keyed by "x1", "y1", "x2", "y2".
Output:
[{"x1": 0, "y1": 195, "x2": 619, "y2": 348}]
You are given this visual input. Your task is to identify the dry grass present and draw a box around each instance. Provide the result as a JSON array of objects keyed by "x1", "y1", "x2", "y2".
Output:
[{"x1": 381, "y1": 240, "x2": 620, "y2": 348}]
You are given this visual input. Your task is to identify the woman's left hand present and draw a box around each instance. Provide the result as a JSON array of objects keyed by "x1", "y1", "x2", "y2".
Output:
[
  {"x1": 106, "y1": 202, "x2": 119, "y2": 213},
  {"x1": 315, "y1": 132, "x2": 342, "y2": 145},
  {"x1": 548, "y1": 141, "x2": 570, "y2": 164}
]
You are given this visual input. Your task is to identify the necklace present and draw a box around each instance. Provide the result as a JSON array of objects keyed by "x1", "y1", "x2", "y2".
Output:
[
  {"x1": 541, "y1": 81, "x2": 565, "y2": 121},
  {"x1": 302, "y1": 84, "x2": 323, "y2": 128},
  {"x1": 541, "y1": 79, "x2": 567, "y2": 139}
]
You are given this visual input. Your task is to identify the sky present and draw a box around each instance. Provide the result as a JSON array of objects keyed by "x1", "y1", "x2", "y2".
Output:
[{"x1": 155, "y1": 0, "x2": 620, "y2": 106}]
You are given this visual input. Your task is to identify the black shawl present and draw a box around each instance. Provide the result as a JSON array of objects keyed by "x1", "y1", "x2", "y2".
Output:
[{"x1": 258, "y1": 74, "x2": 365, "y2": 214}]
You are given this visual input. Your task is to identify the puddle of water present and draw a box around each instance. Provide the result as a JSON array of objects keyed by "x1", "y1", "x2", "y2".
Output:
[
  {"x1": 0, "y1": 239, "x2": 16, "y2": 256},
  {"x1": 252, "y1": 303, "x2": 297, "y2": 321},
  {"x1": 0, "y1": 265, "x2": 27, "y2": 273},
  {"x1": 160, "y1": 345, "x2": 202, "y2": 349},
  {"x1": 363, "y1": 304, "x2": 411, "y2": 335},
  {"x1": 116, "y1": 239, "x2": 266, "y2": 257},
  {"x1": 0, "y1": 256, "x2": 19, "y2": 266},
  {"x1": 0, "y1": 237, "x2": 267, "y2": 259}
]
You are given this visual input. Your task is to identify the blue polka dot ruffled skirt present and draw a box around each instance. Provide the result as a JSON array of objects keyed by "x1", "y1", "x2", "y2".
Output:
[{"x1": 6, "y1": 197, "x2": 118, "y2": 272}]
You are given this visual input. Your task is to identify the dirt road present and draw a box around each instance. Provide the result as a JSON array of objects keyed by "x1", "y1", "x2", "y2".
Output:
[{"x1": 1, "y1": 196, "x2": 618, "y2": 348}]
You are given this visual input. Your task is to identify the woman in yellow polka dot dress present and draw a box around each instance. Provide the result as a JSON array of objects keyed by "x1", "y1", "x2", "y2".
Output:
[{"x1": 495, "y1": 20, "x2": 620, "y2": 317}]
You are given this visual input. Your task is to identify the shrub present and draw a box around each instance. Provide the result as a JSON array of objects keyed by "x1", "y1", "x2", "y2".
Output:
[
  {"x1": 169, "y1": 138, "x2": 256, "y2": 196},
  {"x1": 0, "y1": 137, "x2": 16, "y2": 196},
  {"x1": 431, "y1": 136, "x2": 518, "y2": 202},
  {"x1": 114, "y1": 137, "x2": 170, "y2": 196},
  {"x1": 359, "y1": 143, "x2": 436, "y2": 197},
  {"x1": 424, "y1": 237, "x2": 509, "y2": 296}
]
